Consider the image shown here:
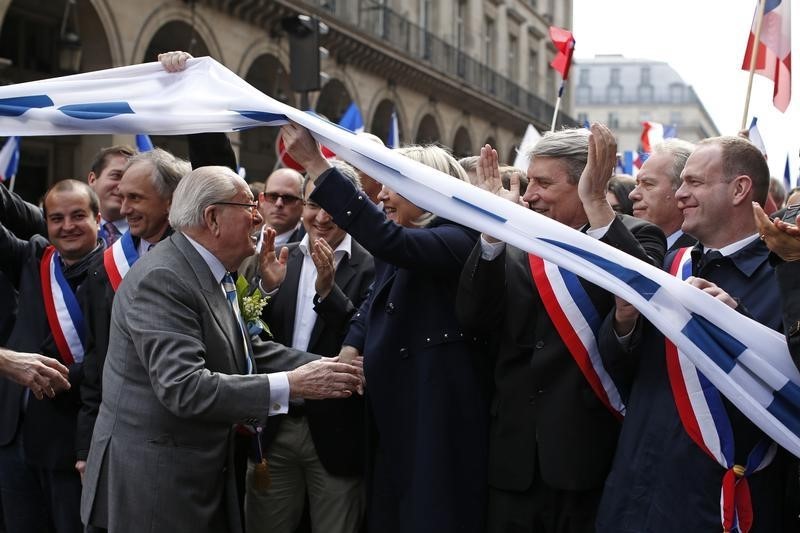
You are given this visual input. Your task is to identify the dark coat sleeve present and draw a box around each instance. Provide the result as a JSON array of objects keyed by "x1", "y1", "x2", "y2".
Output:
[
  {"x1": 776, "y1": 260, "x2": 800, "y2": 368},
  {"x1": 456, "y1": 242, "x2": 507, "y2": 335},
  {"x1": 0, "y1": 183, "x2": 46, "y2": 241}
]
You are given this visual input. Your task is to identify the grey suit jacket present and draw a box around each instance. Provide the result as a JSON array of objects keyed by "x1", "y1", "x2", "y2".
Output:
[{"x1": 80, "y1": 232, "x2": 316, "y2": 533}]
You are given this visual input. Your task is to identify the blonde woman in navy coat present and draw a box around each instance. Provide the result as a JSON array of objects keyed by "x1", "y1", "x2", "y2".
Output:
[{"x1": 282, "y1": 123, "x2": 488, "y2": 533}]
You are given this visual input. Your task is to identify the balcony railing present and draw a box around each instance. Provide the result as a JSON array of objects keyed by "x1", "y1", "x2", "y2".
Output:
[{"x1": 303, "y1": 0, "x2": 571, "y2": 127}]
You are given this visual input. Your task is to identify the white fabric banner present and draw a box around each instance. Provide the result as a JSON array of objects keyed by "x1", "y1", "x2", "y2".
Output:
[{"x1": 0, "y1": 57, "x2": 798, "y2": 456}]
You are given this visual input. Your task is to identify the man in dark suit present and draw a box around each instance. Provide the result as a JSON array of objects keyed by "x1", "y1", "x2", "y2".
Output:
[
  {"x1": 75, "y1": 148, "x2": 191, "y2": 480},
  {"x1": 457, "y1": 124, "x2": 666, "y2": 533},
  {"x1": 628, "y1": 138, "x2": 697, "y2": 251},
  {"x1": 241, "y1": 161, "x2": 374, "y2": 533},
  {"x1": 596, "y1": 136, "x2": 798, "y2": 532},
  {"x1": 80, "y1": 165, "x2": 364, "y2": 533},
  {"x1": 0, "y1": 180, "x2": 104, "y2": 533}
]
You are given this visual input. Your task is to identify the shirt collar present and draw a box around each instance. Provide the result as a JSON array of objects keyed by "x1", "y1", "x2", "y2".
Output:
[
  {"x1": 666, "y1": 229, "x2": 684, "y2": 249},
  {"x1": 298, "y1": 233, "x2": 352, "y2": 261},
  {"x1": 696, "y1": 233, "x2": 766, "y2": 278},
  {"x1": 183, "y1": 232, "x2": 228, "y2": 284},
  {"x1": 706, "y1": 233, "x2": 760, "y2": 257}
]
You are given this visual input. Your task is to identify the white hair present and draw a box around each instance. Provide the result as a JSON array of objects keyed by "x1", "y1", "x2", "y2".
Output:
[{"x1": 168, "y1": 166, "x2": 247, "y2": 231}]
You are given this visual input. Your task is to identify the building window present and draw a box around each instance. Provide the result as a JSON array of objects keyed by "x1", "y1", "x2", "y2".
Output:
[
  {"x1": 640, "y1": 66, "x2": 651, "y2": 85},
  {"x1": 579, "y1": 68, "x2": 589, "y2": 86},
  {"x1": 484, "y1": 17, "x2": 495, "y2": 64},
  {"x1": 607, "y1": 85, "x2": 622, "y2": 104},
  {"x1": 576, "y1": 85, "x2": 591, "y2": 104},
  {"x1": 608, "y1": 112, "x2": 619, "y2": 129},
  {"x1": 638, "y1": 85, "x2": 653, "y2": 102},
  {"x1": 456, "y1": 0, "x2": 466, "y2": 51},
  {"x1": 610, "y1": 67, "x2": 621, "y2": 85},
  {"x1": 420, "y1": 0, "x2": 432, "y2": 58},
  {"x1": 508, "y1": 34, "x2": 518, "y2": 81},
  {"x1": 669, "y1": 83, "x2": 684, "y2": 103},
  {"x1": 528, "y1": 48, "x2": 538, "y2": 91}
]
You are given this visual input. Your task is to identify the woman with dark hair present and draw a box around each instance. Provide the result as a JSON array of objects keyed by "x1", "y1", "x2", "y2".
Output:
[{"x1": 607, "y1": 174, "x2": 636, "y2": 215}]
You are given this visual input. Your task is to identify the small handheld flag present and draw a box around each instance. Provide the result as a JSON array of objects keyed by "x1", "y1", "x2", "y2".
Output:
[
  {"x1": 387, "y1": 109, "x2": 399, "y2": 149},
  {"x1": 135, "y1": 133, "x2": 153, "y2": 152},
  {"x1": 548, "y1": 26, "x2": 575, "y2": 132}
]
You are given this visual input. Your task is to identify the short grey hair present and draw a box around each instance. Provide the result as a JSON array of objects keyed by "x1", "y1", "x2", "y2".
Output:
[
  {"x1": 125, "y1": 148, "x2": 191, "y2": 199},
  {"x1": 303, "y1": 160, "x2": 361, "y2": 199},
  {"x1": 650, "y1": 138, "x2": 695, "y2": 189},
  {"x1": 169, "y1": 166, "x2": 244, "y2": 231},
  {"x1": 528, "y1": 128, "x2": 590, "y2": 185}
]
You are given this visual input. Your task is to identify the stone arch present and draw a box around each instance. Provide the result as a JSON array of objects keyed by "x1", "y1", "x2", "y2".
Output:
[
  {"x1": 415, "y1": 114, "x2": 441, "y2": 145},
  {"x1": 452, "y1": 126, "x2": 473, "y2": 159},
  {"x1": 370, "y1": 99, "x2": 403, "y2": 148},
  {"x1": 130, "y1": 4, "x2": 222, "y2": 64},
  {"x1": 236, "y1": 37, "x2": 288, "y2": 79},
  {"x1": 315, "y1": 78, "x2": 352, "y2": 123},
  {"x1": 238, "y1": 54, "x2": 294, "y2": 182},
  {"x1": 88, "y1": 0, "x2": 125, "y2": 66}
]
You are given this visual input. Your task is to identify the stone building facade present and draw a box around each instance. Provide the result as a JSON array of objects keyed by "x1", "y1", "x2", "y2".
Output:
[{"x1": 0, "y1": 0, "x2": 574, "y2": 202}]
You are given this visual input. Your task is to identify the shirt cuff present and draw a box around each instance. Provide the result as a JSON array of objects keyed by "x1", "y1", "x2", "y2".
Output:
[
  {"x1": 267, "y1": 372, "x2": 290, "y2": 416},
  {"x1": 258, "y1": 279, "x2": 280, "y2": 296},
  {"x1": 480, "y1": 236, "x2": 506, "y2": 260},
  {"x1": 586, "y1": 222, "x2": 612, "y2": 240}
]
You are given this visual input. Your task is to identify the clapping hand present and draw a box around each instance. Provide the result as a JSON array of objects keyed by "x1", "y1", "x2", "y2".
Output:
[
  {"x1": 311, "y1": 238, "x2": 336, "y2": 299},
  {"x1": 258, "y1": 227, "x2": 289, "y2": 292},
  {"x1": 753, "y1": 202, "x2": 800, "y2": 262},
  {"x1": 476, "y1": 144, "x2": 522, "y2": 205},
  {"x1": 578, "y1": 123, "x2": 617, "y2": 229}
]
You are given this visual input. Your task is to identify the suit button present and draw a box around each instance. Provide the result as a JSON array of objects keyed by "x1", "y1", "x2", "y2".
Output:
[
  {"x1": 399, "y1": 347, "x2": 408, "y2": 359},
  {"x1": 535, "y1": 340, "x2": 545, "y2": 349},
  {"x1": 385, "y1": 302, "x2": 395, "y2": 314},
  {"x1": 346, "y1": 210, "x2": 352, "y2": 216}
]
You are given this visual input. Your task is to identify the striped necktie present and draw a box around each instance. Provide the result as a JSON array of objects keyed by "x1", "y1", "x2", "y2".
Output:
[{"x1": 222, "y1": 273, "x2": 253, "y2": 374}]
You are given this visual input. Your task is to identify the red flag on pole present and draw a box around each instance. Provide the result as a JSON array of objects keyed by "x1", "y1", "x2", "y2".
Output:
[
  {"x1": 741, "y1": 0, "x2": 791, "y2": 112},
  {"x1": 549, "y1": 26, "x2": 576, "y2": 81}
]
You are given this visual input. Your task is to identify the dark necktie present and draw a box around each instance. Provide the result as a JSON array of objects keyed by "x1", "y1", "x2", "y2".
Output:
[
  {"x1": 697, "y1": 250, "x2": 724, "y2": 273},
  {"x1": 101, "y1": 222, "x2": 120, "y2": 247},
  {"x1": 222, "y1": 273, "x2": 253, "y2": 374}
]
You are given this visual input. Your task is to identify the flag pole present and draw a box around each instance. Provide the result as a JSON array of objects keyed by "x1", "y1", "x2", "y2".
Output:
[
  {"x1": 8, "y1": 173, "x2": 16, "y2": 193},
  {"x1": 741, "y1": 0, "x2": 768, "y2": 131},
  {"x1": 550, "y1": 81, "x2": 565, "y2": 132}
]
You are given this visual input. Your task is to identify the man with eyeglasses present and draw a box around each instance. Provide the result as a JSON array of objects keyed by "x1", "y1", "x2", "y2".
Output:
[{"x1": 259, "y1": 168, "x2": 306, "y2": 247}]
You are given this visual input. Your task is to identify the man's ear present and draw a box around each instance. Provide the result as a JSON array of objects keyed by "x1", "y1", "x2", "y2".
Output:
[
  {"x1": 731, "y1": 175, "x2": 753, "y2": 206},
  {"x1": 87, "y1": 171, "x2": 97, "y2": 186},
  {"x1": 203, "y1": 205, "x2": 220, "y2": 235}
]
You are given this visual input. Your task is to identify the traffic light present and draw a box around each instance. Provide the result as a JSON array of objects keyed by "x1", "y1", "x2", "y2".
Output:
[{"x1": 281, "y1": 15, "x2": 320, "y2": 93}]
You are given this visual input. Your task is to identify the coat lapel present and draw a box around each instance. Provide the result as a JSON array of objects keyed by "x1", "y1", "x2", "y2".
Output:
[
  {"x1": 276, "y1": 246, "x2": 304, "y2": 343},
  {"x1": 171, "y1": 233, "x2": 245, "y2": 373}
]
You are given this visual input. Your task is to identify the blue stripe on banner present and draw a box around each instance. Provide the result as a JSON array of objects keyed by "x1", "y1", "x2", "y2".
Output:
[
  {"x1": 233, "y1": 110, "x2": 287, "y2": 123},
  {"x1": 52, "y1": 257, "x2": 86, "y2": 347},
  {"x1": 559, "y1": 268, "x2": 601, "y2": 331},
  {"x1": 59, "y1": 102, "x2": 134, "y2": 120},
  {"x1": 766, "y1": 381, "x2": 800, "y2": 437},
  {"x1": 451, "y1": 196, "x2": 508, "y2": 223},
  {"x1": 0, "y1": 95, "x2": 54, "y2": 116},
  {"x1": 697, "y1": 370, "x2": 735, "y2": 463},
  {"x1": 681, "y1": 313, "x2": 746, "y2": 373},
  {"x1": 120, "y1": 232, "x2": 138, "y2": 266},
  {"x1": 765, "y1": 0, "x2": 781, "y2": 14},
  {"x1": 540, "y1": 238, "x2": 660, "y2": 300}
]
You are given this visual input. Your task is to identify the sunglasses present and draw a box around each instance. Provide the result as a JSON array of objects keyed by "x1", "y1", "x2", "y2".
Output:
[{"x1": 262, "y1": 192, "x2": 302, "y2": 205}]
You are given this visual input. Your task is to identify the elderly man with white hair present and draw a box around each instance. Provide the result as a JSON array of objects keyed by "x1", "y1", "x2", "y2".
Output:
[{"x1": 80, "y1": 165, "x2": 363, "y2": 533}]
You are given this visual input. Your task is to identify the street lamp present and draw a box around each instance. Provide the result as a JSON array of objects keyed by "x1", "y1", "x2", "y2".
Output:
[{"x1": 58, "y1": 0, "x2": 82, "y2": 73}]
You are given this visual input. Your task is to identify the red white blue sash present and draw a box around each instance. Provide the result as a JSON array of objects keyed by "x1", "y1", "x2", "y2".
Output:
[
  {"x1": 666, "y1": 247, "x2": 776, "y2": 533},
  {"x1": 529, "y1": 254, "x2": 625, "y2": 420},
  {"x1": 103, "y1": 230, "x2": 139, "y2": 292},
  {"x1": 39, "y1": 246, "x2": 86, "y2": 366}
]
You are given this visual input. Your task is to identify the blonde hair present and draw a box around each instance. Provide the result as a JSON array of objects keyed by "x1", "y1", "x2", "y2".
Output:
[{"x1": 397, "y1": 144, "x2": 468, "y2": 226}]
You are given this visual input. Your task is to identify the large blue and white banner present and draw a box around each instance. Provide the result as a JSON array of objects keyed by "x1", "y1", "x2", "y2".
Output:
[{"x1": 0, "y1": 57, "x2": 798, "y2": 456}]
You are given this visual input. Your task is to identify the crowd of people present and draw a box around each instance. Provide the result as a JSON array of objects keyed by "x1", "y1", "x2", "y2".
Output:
[{"x1": 0, "y1": 51, "x2": 799, "y2": 533}]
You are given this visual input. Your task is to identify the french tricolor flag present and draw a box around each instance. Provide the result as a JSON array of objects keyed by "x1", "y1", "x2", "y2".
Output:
[
  {"x1": 742, "y1": 0, "x2": 791, "y2": 112},
  {"x1": 0, "y1": 136, "x2": 19, "y2": 182}
]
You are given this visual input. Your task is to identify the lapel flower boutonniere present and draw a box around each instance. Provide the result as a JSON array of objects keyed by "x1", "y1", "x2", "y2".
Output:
[{"x1": 236, "y1": 274, "x2": 270, "y2": 337}]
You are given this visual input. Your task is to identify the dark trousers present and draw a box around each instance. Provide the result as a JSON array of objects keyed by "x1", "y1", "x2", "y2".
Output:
[
  {"x1": 487, "y1": 472, "x2": 602, "y2": 533},
  {"x1": 0, "y1": 432, "x2": 82, "y2": 533}
]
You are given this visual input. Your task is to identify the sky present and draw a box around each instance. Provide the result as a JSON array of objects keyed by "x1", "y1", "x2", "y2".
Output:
[{"x1": 572, "y1": 0, "x2": 797, "y2": 184}]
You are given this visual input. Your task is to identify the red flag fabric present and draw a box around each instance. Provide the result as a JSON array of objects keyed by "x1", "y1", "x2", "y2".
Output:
[
  {"x1": 549, "y1": 26, "x2": 576, "y2": 81},
  {"x1": 741, "y1": 0, "x2": 791, "y2": 112}
]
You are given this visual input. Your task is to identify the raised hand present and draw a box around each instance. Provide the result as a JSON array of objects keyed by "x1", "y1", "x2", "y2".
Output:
[
  {"x1": 753, "y1": 202, "x2": 800, "y2": 262},
  {"x1": 158, "y1": 51, "x2": 192, "y2": 72},
  {"x1": 280, "y1": 122, "x2": 331, "y2": 179},
  {"x1": 258, "y1": 227, "x2": 289, "y2": 292},
  {"x1": 311, "y1": 238, "x2": 336, "y2": 299},
  {"x1": 579, "y1": 123, "x2": 617, "y2": 229},
  {"x1": 476, "y1": 144, "x2": 522, "y2": 205}
]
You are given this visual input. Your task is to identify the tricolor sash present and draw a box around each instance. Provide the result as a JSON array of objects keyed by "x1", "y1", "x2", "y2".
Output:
[
  {"x1": 666, "y1": 247, "x2": 776, "y2": 533},
  {"x1": 529, "y1": 254, "x2": 625, "y2": 420},
  {"x1": 40, "y1": 246, "x2": 86, "y2": 366},
  {"x1": 103, "y1": 230, "x2": 139, "y2": 292}
]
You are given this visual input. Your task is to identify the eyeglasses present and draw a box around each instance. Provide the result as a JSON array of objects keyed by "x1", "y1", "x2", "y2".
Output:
[
  {"x1": 212, "y1": 201, "x2": 259, "y2": 214},
  {"x1": 262, "y1": 192, "x2": 302, "y2": 205}
]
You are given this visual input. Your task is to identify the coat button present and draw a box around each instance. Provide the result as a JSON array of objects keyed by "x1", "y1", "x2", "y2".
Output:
[
  {"x1": 358, "y1": 195, "x2": 363, "y2": 200},
  {"x1": 346, "y1": 210, "x2": 352, "y2": 216},
  {"x1": 535, "y1": 340, "x2": 545, "y2": 349},
  {"x1": 443, "y1": 333, "x2": 448, "y2": 338},
  {"x1": 426, "y1": 337, "x2": 431, "y2": 342},
  {"x1": 399, "y1": 347, "x2": 408, "y2": 359},
  {"x1": 385, "y1": 302, "x2": 395, "y2": 314}
]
